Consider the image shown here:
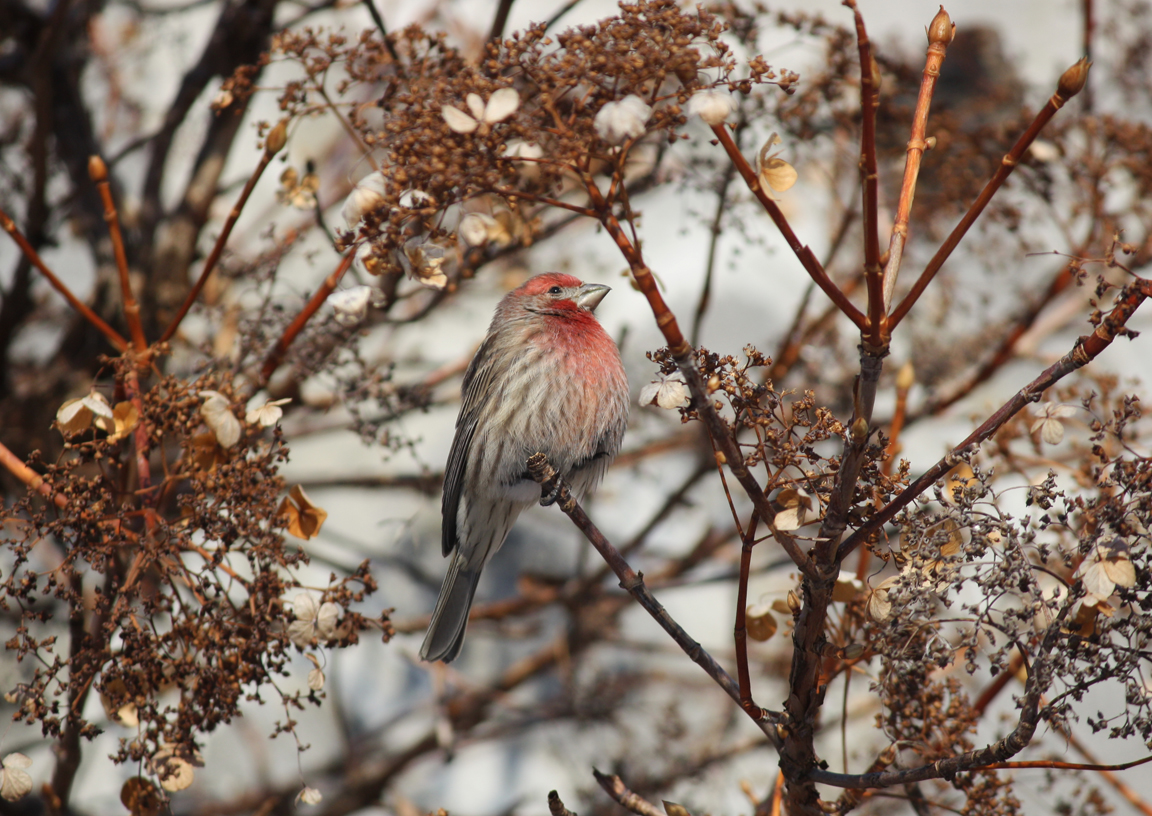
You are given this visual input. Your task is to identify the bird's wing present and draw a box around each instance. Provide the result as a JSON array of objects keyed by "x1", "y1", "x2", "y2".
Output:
[{"x1": 441, "y1": 335, "x2": 501, "y2": 557}]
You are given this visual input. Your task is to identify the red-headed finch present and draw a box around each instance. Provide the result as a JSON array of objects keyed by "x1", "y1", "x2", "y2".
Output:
[{"x1": 420, "y1": 273, "x2": 629, "y2": 662}]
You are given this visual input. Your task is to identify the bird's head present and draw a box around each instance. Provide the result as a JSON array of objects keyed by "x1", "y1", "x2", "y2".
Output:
[{"x1": 506, "y1": 272, "x2": 611, "y2": 320}]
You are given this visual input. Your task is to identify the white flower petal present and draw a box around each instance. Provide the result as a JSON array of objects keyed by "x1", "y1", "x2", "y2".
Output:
[
  {"x1": 1040, "y1": 417, "x2": 1065, "y2": 445},
  {"x1": 459, "y1": 213, "x2": 497, "y2": 247},
  {"x1": 686, "y1": 90, "x2": 737, "y2": 125},
  {"x1": 341, "y1": 172, "x2": 387, "y2": 228},
  {"x1": 316, "y1": 602, "x2": 341, "y2": 639},
  {"x1": 1102, "y1": 556, "x2": 1136, "y2": 589},
  {"x1": 504, "y1": 140, "x2": 543, "y2": 160},
  {"x1": 594, "y1": 95, "x2": 651, "y2": 143},
  {"x1": 307, "y1": 667, "x2": 326, "y2": 691},
  {"x1": 0, "y1": 755, "x2": 32, "y2": 801},
  {"x1": 465, "y1": 93, "x2": 486, "y2": 120},
  {"x1": 158, "y1": 756, "x2": 194, "y2": 792},
  {"x1": 246, "y1": 398, "x2": 290, "y2": 427},
  {"x1": 293, "y1": 593, "x2": 318, "y2": 621},
  {"x1": 483, "y1": 87, "x2": 520, "y2": 123},
  {"x1": 82, "y1": 392, "x2": 114, "y2": 418},
  {"x1": 1080, "y1": 559, "x2": 1115, "y2": 600},
  {"x1": 328, "y1": 286, "x2": 374, "y2": 325},
  {"x1": 442, "y1": 105, "x2": 478, "y2": 134},
  {"x1": 199, "y1": 392, "x2": 241, "y2": 449}
]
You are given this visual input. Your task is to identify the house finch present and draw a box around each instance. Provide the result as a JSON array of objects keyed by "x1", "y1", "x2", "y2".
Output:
[{"x1": 420, "y1": 272, "x2": 629, "y2": 662}]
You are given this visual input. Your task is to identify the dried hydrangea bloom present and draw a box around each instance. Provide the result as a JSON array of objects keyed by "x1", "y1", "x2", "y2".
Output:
[
  {"x1": 594, "y1": 95, "x2": 652, "y2": 143},
  {"x1": 687, "y1": 89, "x2": 737, "y2": 125}
]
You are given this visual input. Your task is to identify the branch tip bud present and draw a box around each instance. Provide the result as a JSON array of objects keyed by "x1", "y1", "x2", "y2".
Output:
[
  {"x1": 88, "y1": 156, "x2": 108, "y2": 183},
  {"x1": 1056, "y1": 58, "x2": 1091, "y2": 100},
  {"x1": 266, "y1": 120, "x2": 289, "y2": 157},
  {"x1": 927, "y1": 8, "x2": 954, "y2": 45}
]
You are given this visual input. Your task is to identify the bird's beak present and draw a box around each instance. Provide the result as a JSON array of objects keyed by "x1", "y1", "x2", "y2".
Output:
[{"x1": 575, "y1": 283, "x2": 610, "y2": 312}]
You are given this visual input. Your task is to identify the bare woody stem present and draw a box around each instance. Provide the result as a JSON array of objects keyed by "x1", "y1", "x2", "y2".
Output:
[
  {"x1": 709, "y1": 123, "x2": 867, "y2": 330},
  {"x1": 889, "y1": 57, "x2": 1091, "y2": 329},
  {"x1": 89, "y1": 156, "x2": 148, "y2": 353},
  {"x1": 882, "y1": 8, "x2": 954, "y2": 311},
  {"x1": 0, "y1": 439, "x2": 67, "y2": 508},
  {"x1": 844, "y1": 0, "x2": 885, "y2": 349},
  {"x1": 592, "y1": 769, "x2": 665, "y2": 816},
  {"x1": 0, "y1": 206, "x2": 129, "y2": 353},
  {"x1": 734, "y1": 513, "x2": 765, "y2": 720},
  {"x1": 160, "y1": 120, "x2": 288, "y2": 344},
  {"x1": 259, "y1": 250, "x2": 354, "y2": 384},
  {"x1": 583, "y1": 178, "x2": 818, "y2": 579},
  {"x1": 527, "y1": 453, "x2": 783, "y2": 740},
  {"x1": 838, "y1": 276, "x2": 1151, "y2": 562}
]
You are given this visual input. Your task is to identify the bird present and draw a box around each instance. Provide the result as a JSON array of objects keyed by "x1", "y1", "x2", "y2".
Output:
[{"x1": 420, "y1": 272, "x2": 629, "y2": 662}]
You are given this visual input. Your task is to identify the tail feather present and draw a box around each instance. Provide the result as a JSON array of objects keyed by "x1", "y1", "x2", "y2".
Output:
[{"x1": 420, "y1": 552, "x2": 482, "y2": 662}]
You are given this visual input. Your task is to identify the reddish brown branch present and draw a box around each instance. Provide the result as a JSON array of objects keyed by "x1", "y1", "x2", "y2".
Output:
[
  {"x1": 882, "y1": 8, "x2": 954, "y2": 311},
  {"x1": 976, "y1": 755, "x2": 1152, "y2": 773},
  {"x1": 160, "y1": 120, "x2": 287, "y2": 344},
  {"x1": 259, "y1": 251, "x2": 354, "y2": 384},
  {"x1": 709, "y1": 124, "x2": 867, "y2": 330},
  {"x1": 0, "y1": 205, "x2": 129, "y2": 352},
  {"x1": 734, "y1": 513, "x2": 764, "y2": 720},
  {"x1": 889, "y1": 57, "x2": 1091, "y2": 329},
  {"x1": 0, "y1": 440, "x2": 67, "y2": 508},
  {"x1": 89, "y1": 156, "x2": 148, "y2": 352}
]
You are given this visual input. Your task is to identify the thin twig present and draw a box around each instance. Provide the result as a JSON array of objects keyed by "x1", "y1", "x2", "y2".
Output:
[
  {"x1": 89, "y1": 155, "x2": 147, "y2": 352},
  {"x1": 709, "y1": 123, "x2": 866, "y2": 330},
  {"x1": 839, "y1": 276, "x2": 1150, "y2": 562},
  {"x1": 889, "y1": 58, "x2": 1092, "y2": 329},
  {"x1": 592, "y1": 769, "x2": 666, "y2": 816},
  {"x1": 527, "y1": 453, "x2": 782, "y2": 740},
  {"x1": 843, "y1": 0, "x2": 885, "y2": 349},
  {"x1": 259, "y1": 251, "x2": 354, "y2": 384},
  {"x1": 881, "y1": 8, "x2": 953, "y2": 311},
  {"x1": 160, "y1": 120, "x2": 287, "y2": 344},
  {"x1": 0, "y1": 205, "x2": 129, "y2": 352}
]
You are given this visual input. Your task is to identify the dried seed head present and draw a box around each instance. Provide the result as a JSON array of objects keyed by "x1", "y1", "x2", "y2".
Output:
[{"x1": 266, "y1": 119, "x2": 289, "y2": 156}]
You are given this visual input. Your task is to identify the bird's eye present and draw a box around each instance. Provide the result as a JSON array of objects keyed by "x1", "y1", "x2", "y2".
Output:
[{"x1": 548, "y1": 286, "x2": 563, "y2": 295}]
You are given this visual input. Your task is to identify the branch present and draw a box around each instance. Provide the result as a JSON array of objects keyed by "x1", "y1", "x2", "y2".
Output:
[
  {"x1": 843, "y1": 0, "x2": 885, "y2": 349},
  {"x1": 709, "y1": 123, "x2": 866, "y2": 330},
  {"x1": 838, "y1": 276, "x2": 1150, "y2": 562},
  {"x1": 592, "y1": 769, "x2": 665, "y2": 816},
  {"x1": 90, "y1": 155, "x2": 148, "y2": 352},
  {"x1": 259, "y1": 251, "x2": 354, "y2": 384},
  {"x1": 881, "y1": 8, "x2": 953, "y2": 311},
  {"x1": 0, "y1": 204, "x2": 129, "y2": 352},
  {"x1": 527, "y1": 453, "x2": 782, "y2": 741},
  {"x1": 889, "y1": 57, "x2": 1091, "y2": 329},
  {"x1": 159, "y1": 120, "x2": 287, "y2": 344}
]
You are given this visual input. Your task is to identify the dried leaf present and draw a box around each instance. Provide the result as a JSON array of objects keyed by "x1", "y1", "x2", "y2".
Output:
[
  {"x1": 278, "y1": 485, "x2": 328, "y2": 540},
  {"x1": 121, "y1": 778, "x2": 162, "y2": 816},
  {"x1": 745, "y1": 605, "x2": 777, "y2": 641}
]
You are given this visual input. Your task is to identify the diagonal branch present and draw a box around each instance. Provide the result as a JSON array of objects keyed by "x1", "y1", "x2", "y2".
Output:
[
  {"x1": 710, "y1": 123, "x2": 866, "y2": 330},
  {"x1": 527, "y1": 453, "x2": 783, "y2": 741},
  {"x1": 838, "y1": 276, "x2": 1151, "y2": 563},
  {"x1": 889, "y1": 57, "x2": 1091, "y2": 329}
]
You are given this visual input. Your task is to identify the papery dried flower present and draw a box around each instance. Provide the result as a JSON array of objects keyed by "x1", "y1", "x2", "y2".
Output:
[
  {"x1": 459, "y1": 213, "x2": 498, "y2": 247},
  {"x1": 745, "y1": 604, "x2": 777, "y2": 641},
  {"x1": 398, "y1": 189, "x2": 435, "y2": 209},
  {"x1": 56, "y1": 390, "x2": 114, "y2": 435},
  {"x1": 246, "y1": 397, "x2": 292, "y2": 427},
  {"x1": 402, "y1": 242, "x2": 448, "y2": 290},
  {"x1": 305, "y1": 653, "x2": 326, "y2": 691},
  {"x1": 594, "y1": 95, "x2": 651, "y2": 143},
  {"x1": 775, "y1": 488, "x2": 818, "y2": 531},
  {"x1": 278, "y1": 165, "x2": 320, "y2": 210},
  {"x1": 199, "y1": 390, "x2": 241, "y2": 448},
  {"x1": 639, "y1": 372, "x2": 691, "y2": 409},
  {"x1": 867, "y1": 576, "x2": 900, "y2": 621},
  {"x1": 756, "y1": 133, "x2": 797, "y2": 194},
  {"x1": 1030, "y1": 402, "x2": 1076, "y2": 444},
  {"x1": 328, "y1": 285, "x2": 384, "y2": 326},
  {"x1": 342, "y1": 171, "x2": 387, "y2": 228},
  {"x1": 442, "y1": 88, "x2": 520, "y2": 134},
  {"x1": 287, "y1": 594, "x2": 341, "y2": 648},
  {"x1": 1077, "y1": 539, "x2": 1136, "y2": 601},
  {"x1": 0, "y1": 753, "x2": 32, "y2": 802},
  {"x1": 152, "y1": 744, "x2": 200, "y2": 793},
  {"x1": 686, "y1": 89, "x2": 737, "y2": 125},
  {"x1": 277, "y1": 484, "x2": 328, "y2": 540},
  {"x1": 297, "y1": 786, "x2": 323, "y2": 805}
]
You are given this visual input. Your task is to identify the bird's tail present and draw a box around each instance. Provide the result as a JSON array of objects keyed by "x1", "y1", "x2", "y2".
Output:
[{"x1": 420, "y1": 551, "x2": 482, "y2": 662}]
